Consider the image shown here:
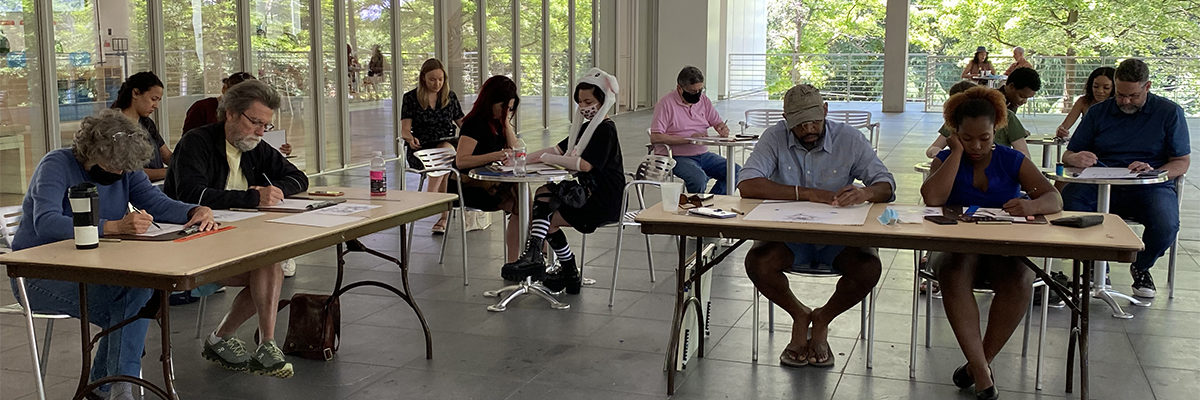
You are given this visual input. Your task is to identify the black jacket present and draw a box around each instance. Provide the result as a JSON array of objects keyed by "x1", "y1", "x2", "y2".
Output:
[{"x1": 164, "y1": 122, "x2": 308, "y2": 209}]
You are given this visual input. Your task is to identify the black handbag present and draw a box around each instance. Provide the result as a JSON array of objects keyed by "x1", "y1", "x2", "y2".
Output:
[{"x1": 551, "y1": 175, "x2": 594, "y2": 209}]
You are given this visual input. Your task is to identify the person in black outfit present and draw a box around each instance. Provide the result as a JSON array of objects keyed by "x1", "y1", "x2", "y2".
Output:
[
  {"x1": 164, "y1": 80, "x2": 306, "y2": 379},
  {"x1": 401, "y1": 58, "x2": 464, "y2": 233},
  {"x1": 503, "y1": 68, "x2": 624, "y2": 293},
  {"x1": 453, "y1": 75, "x2": 522, "y2": 260},
  {"x1": 112, "y1": 71, "x2": 172, "y2": 181}
]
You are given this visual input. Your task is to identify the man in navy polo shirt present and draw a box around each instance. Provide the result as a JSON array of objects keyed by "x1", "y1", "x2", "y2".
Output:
[{"x1": 1061, "y1": 58, "x2": 1191, "y2": 298}]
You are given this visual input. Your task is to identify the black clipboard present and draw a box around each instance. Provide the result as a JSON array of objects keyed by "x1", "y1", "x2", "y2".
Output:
[{"x1": 108, "y1": 227, "x2": 203, "y2": 241}]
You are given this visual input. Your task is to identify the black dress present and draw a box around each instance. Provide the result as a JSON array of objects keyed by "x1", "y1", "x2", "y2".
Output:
[
  {"x1": 447, "y1": 117, "x2": 513, "y2": 211},
  {"x1": 553, "y1": 119, "x2": 625, "y2": 233},
  {"x1": 401, "y1": 89, "x2": 464, "y2": 168}
]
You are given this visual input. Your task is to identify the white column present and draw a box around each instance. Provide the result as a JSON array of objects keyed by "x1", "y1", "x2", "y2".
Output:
[
  {"x1": 881, "y1": 0, "x2": 911, "y2": 113},
  {"x1": 654, "y1": 0, "x2": 723, "y2": 100},
  {"x1": 237, "y1": 0, "x2": 253, "y2": 72}
]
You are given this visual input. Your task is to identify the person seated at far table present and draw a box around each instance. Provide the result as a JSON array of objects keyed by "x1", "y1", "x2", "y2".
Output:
[
  {"x1": 921, "y1": 86, "x2": 1062, "y2": 400},
  {"x1": 649, "y1": 65, "x2": 739, "y2": 194},
  {"x1": 961, "y1": 46, "x2": 995, "y2": 85},
  {"x1": 400, "y1": 58, "x2": 465, "y2": 234},
  {"x1": 11, "y1": 109, "x2": 217, "y2": 400},
  {"x1": 1002, "y1": 46, "x2": 1033, "y2": 76},
  {"x1": 181, "y1": 72, "x2": 292, "y2": 156},
  {"x1": 1061, "y1": 58, "x2": 1190, "y2": 299},
  {"x1": 738, "y1": 84, "x2": 894, "y2": 369},
  {"x1": 926, "y1": 81, "x2": 1031, "y2": 159},
  {"x1": 1055, "y1": 67, "x2": 1115, "y2": 139},
  {"x1": 112, "y1": 71, "x2": 172, "y2": 181},
  {"x1": 165, "y1": 79, "x2": 309, "y2": 379},
  {"x1": 504, "y1": 68, "x2": 625, "y2": 292}
]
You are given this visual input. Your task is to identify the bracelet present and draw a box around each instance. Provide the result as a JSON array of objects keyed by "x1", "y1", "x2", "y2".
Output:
[{"x1": 794, "y1": 185, "x2": 800, "y2": 201}]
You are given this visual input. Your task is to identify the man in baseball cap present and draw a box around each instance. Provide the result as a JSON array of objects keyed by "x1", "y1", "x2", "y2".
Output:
[{"x1": 737, "y1": 84, "x2": 894, "y2": 369}]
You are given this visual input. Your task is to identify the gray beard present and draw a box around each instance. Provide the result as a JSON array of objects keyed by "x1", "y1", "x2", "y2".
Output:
[
  {"x1": 1119, "y1": 104, "x2": 1141, "y2": 114},
  {"x1": 234, "y1": 136, "x2": 261, "y2": 152}
]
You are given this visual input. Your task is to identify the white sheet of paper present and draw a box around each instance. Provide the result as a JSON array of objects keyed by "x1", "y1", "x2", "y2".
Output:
[
  {"x1": 263, "y1": 130, "x2": 287, "y2": 153},
  {"x1": 266, "y1": 213, "x2": 365, "y2": 228},
  {"x1": 743, "y1": 201, "x2": 872, "y2": 225},
  {"x1": 135, "y1": 222, "x2": 186, "y2": 237},
  {"x1": 537, "y1": 169, "x2": 570, "y2": 175},
  {"x1": 1075, "y1": 167, "x2": 1139, "y2": 179},
  {"x1": 972, "y1": 208, "x2": 1025, "y2": 222},
  {"x1": 497, "y1": 163, "x2": 559, "y2": 173},
  {"x1": 264, "y1": 199, "x2": 328, "y2": 211},
  {"x1": 888, "y1": 205, "x2": 943, "y2": 224},
  {"x1": 211, "y1": 210, "x2": 264, "y2": 223},
  {"x1": 312, "y1": 203, "x2": 382, "y2": 216}
]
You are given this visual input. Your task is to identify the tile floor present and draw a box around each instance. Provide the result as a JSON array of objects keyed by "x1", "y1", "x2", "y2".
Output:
[{"x1": 2, "y1": 100, "x2": 1198, "y2": 399}]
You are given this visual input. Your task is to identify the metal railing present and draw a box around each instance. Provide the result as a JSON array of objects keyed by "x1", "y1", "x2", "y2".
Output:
[{"x1": 727, "y1": 53, "x2": 1200, "y2": 116}]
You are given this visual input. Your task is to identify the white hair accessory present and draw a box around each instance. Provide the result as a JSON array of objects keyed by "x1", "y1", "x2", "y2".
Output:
[{"x1": 566, "y1": 68, "x2": 620, "y2": 156}]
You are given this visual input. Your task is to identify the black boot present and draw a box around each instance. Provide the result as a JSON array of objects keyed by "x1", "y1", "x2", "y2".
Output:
[
  {"x1": 543, "y1": 258, "x2": 581, "y2": 294},
  {"x1": 501, "y1": 236, "x2": 546, "y2": 281}
]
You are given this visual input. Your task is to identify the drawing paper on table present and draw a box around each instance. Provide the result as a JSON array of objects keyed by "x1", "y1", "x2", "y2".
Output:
[
  {"x1": 887, "y1": 205, "x2": 943, "y2": 224},
  {"x1": 135, "y1": 222, "x2": 186, "y2": 237},
  {"x1": 744, "y1": 201, "x2": 871, "y2": 225},
  {"x1": 211, "y1": 210, "x2": 264, "y2": 223},
  {"x1": 312, "y1": 203, "x2": 382, "y2": 216},
  {"x1": 261, "y1": 199, "x2": 327, "y2": 211},
  {"x1": 497, "y1": 163, "x2": 559, "y2": 173},
  {"x1": 266, "y1": 213, "x2": 365, "y2": 228},
  {"x1": 1075, "y1": 167, "x2": 1138, "y2": 179}
]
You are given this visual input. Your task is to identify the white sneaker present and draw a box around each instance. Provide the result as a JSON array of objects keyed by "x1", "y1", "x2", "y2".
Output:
[{"x1": 281, "y1": 258, "x2": 297, "y2": 278}]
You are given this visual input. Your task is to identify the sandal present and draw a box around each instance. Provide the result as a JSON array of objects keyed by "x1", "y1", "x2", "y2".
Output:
[
  {"x1": 779, "y1": 346, "x2": 809, "y2": 368},
  {"x1": 431, "y1": 219, "x2": 447, "y2": 235},
  {"x1": 807, "y1": 341, "x2": 836, "y2": 368}
]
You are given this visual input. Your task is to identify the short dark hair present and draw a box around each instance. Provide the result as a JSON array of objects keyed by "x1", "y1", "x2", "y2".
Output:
[
  {"x1": 948, "y1": 80, "x2": 977, "y2": 96},
  {"x1": 1006, "y1": 67, "x2": 1041, "y2": 92},
  {"x1": 1115, "y1": 59, "x2": 1150, "y2": 83},
  {"x1": 222, "y1": 72, "x2": 255, "y2": 87},
  {"x1": 573, "y1": 82, "x2": 605, "y2": 105},
  {"x1": 676, "y1": 66, "x2": 704, "y2": 87}
]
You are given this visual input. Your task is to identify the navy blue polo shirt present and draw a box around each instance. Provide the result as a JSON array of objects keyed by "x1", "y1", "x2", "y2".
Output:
[{"x1": 1067, "y1": 93, "x2": 1190, "y2": 168}]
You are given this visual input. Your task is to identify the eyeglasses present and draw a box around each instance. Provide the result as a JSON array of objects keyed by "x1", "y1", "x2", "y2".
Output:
[
  {"x1": 798, "y1": 119, "x2": 824, "y2": 130},
  {"x1": 241, "y1": 112, "x2": 275, "y2": 131}
]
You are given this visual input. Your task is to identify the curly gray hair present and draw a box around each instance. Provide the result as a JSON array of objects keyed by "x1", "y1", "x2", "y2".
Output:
[
  {"x1": 218, "y1": 79, "x2": 281, "y2": 120},
  {"x1": 72, "y1": 109, "x2": 154, "y2": 171}
]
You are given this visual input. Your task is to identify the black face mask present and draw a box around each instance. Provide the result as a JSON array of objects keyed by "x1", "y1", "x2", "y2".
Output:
[
  {"x1": 87, "y1": 164, "x2": 124, "y2": 186},
  {"x1": 681, "y1": 90, "x2": 703, "y2": 104}
]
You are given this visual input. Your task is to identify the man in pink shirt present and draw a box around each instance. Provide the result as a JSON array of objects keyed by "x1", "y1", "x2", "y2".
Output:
[{"x1": 650, "y1": 66, "x2": 738, "y2": 194}]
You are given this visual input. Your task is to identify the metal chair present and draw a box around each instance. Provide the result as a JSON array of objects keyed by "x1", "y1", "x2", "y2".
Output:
[
  {"x1": 1, "y1": 205, "x2": 70, "y2": 399},
  {"x1": 405, "y1": 146, "x2": 471, "y2": 286},
  {"x1": 751, "y1": 269, "x2": 877, "y2": 368},
  {"x1": 1123, "y1": 174, "x2": 1185, "y2": 299},
  {"x1": 826, "y1": 110, "x2": 881, "y2": 151},
  {"x1": 738, "y1": 109, "x2": 785, "y2": 135}
]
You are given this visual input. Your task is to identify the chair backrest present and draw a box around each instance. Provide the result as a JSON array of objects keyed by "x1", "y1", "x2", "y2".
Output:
[
  {"x1": 826, "y1": 110, "x2": 872, "y2": 128},
  {"x1": 412, "y1": 147, "x2": 457, "y2": 177},
  {"x1": 743, "y1": 109, "x2": 785, "y2": 129},
  {"x1": 0, "y1": 205, "x2": 21, "y2": 251}
]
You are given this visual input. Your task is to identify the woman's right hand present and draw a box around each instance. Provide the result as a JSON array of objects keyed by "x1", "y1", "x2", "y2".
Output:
[
  {"x1": 106, "y1": 211, "x2": 155, "y2": 235},
  {"x1": 495, "y1": 150, "x2": 511, "y2": 165},
  {"x1": 946, "y1": 134, "x2": 964, "y2": 154},
  {"x1": 402, "y1": 134, "x2": 420, "y2": 149},
  {"x1": 1055, "y1": 125, "x2": 1070, "y2": 138}
]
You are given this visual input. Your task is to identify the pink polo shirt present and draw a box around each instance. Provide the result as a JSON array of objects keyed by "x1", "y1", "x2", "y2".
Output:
[{"x1": 650, "y1": 91, "x2": 724, "y2": 157}]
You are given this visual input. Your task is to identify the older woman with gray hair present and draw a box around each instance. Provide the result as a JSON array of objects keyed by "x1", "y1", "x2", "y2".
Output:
[{"x1": 10, "y1": 109, "x2": 216, "y2": 400}]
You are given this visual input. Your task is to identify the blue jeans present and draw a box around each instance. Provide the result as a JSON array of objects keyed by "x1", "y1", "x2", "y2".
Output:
[
  {"x1": 1061, "y1": 182, "x2": 1179, "y2": 272},
  {"x1": 673, "y1": 152, "x2": 742, "y2": 194},
  {"x1": 12, "y1": 278, "x2": 153, "y2": 383}
]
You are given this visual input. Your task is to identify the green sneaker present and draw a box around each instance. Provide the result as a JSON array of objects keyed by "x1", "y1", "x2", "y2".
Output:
[
  {"x1": 251, "y1": 340, "x2": 294, "y2": 379},
  {"x1": 202, "y1": 336, "x2": 251, "y2": 371}
]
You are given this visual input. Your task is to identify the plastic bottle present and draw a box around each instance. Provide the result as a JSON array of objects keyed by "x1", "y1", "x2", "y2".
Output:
[
  {"x1": 513, "y1": 137, "x2": 528, "y2": 176},
  {"x1": 370, "y1": 151, "x2": 386, "y2": 196}
]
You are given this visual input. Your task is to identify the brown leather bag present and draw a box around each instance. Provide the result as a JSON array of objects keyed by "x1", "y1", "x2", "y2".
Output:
[{"x1": 279, "y1": 293, "x2": 340, "y2": 361}]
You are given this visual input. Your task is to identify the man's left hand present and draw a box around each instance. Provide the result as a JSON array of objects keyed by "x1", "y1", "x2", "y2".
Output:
[
  {"x1": 1127, "y1": 161, "x2": 1154, "y2": 173},
  {"x1": 832, "y1": 185, "x2": 870, "y2": 207}
]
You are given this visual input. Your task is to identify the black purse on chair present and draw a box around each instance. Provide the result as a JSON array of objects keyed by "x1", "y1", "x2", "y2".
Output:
[{"x1": 550, "y1": 175, "x2": 594, "y2": 209}]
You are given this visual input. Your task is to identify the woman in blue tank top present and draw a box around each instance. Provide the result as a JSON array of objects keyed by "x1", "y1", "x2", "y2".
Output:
[{"x1": 920, "y1": 86, "x2": 1062, "y2": 400}]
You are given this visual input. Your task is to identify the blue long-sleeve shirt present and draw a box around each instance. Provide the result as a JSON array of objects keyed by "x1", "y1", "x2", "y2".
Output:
[{"x1": 12, "y1": 148, "x2": 196, "y2": 251}]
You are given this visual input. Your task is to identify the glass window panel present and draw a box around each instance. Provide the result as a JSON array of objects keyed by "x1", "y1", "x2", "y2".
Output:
[
  {"x1": 448, "y1": 0, "x2": 479, "y2": 112},
  {"x1": 348, "y1": 0, "x2": 398, "y2": 162},
  {"x1": 252, "y1": 0, "x2": 318, "y2": 173},
  {"x1": 162, "y1": 0, "x2": 240, "y2": 146},
  {"x1": 548, "y1": 0, "x2": 569, "y2": 129},
  {"x1": 484, "y1": 0, "x2": 512, "y2": 78},
  {"x1": 321, "y1": 0, "x2": 343, "y2": 170},
  {"x1": 0, "y1": 1, "x2": 44, "y2": 200},
  {"x1": 517, "y1": 0, "x2": 542, "y2": 133}
]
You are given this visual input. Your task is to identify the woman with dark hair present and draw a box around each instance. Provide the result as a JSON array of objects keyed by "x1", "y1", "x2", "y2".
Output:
[
  {"x1": 453, "y1": 75, "x2": 522, "y2": 260},
  {"x1": 401, "y1": 58, "x2": 464, "y2": 234},
  {"x1": 921, "y1": 86, "x2": 1062, "y2": 400},
  {"x1": 1056, "y1": 66, "x2": 1115, "y2": 138},
  {"x1": 111, "y1": 71, "x2": 171, "y2": 181},
  {"x1": 503, "y1": 68, "x2": 624, "y2": 291},
  {"x1": 12, "y1": 109, "x2": 216, "y2": 400},
  {"x1": 960, "y1": 46, "x2": 996, "y2": 85}
]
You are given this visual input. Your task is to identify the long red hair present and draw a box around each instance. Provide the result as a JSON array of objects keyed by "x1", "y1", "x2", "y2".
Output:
[{"x1": 463, "y1": 75, "x2": 520, "y2": 136}]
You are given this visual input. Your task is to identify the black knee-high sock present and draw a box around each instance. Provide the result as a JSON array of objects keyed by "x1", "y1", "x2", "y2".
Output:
[
  {"x1": 529, "y1": 200, "x2": 554, "y2": 241},
  {"x1": 547, "y1": 230, "x2": 574, "y2": 262}
]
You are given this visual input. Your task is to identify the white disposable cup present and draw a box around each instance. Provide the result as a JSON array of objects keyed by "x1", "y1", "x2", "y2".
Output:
[{"x1": 661, "y1": 182, "x2": 683, "y2": 212}]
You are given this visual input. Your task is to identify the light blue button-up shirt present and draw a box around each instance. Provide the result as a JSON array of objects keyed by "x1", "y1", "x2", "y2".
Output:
[{"x1": 737, "y1": 120, "x2": 895, "y2": 200}]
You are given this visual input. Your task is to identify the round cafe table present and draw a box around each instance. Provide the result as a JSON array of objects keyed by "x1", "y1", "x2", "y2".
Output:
[
  {"x1": 469, "y1": 165, "x2": 572, "y2": 312},
  {"x1": 1043, "y1": 168, "x2": 1167, "y2": 318},
  {"x1": 1027, "y1": 136, "x2": 1067, "y2": 168},
  {"x1": 687, "y1": 136, "x2": 758, "y2": 196}
]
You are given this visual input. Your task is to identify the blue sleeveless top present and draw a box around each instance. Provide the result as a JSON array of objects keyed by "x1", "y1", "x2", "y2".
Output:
[{"x1": 935, "y1": 145, "x2": 1025, "y2": 208}]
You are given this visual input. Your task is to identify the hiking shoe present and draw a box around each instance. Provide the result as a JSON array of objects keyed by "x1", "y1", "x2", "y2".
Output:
[
  {"x1": 202, "y1": 336, "x2": 251, "y2": 371},
  {"x1": 251, "y1": 340, "x2": 294, "y2": 379},
  {"x1": 1131, "y1": 267, "x2": 1156, "y2": 298}
]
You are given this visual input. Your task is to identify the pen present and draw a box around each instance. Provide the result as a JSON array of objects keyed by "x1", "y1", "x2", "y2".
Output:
[
  {"x1": 262, "y1": 173, "x2": 284, "y2": 205},
  {"x1": 128, "y1": 203, "x2": 162, "y2": 230}
]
